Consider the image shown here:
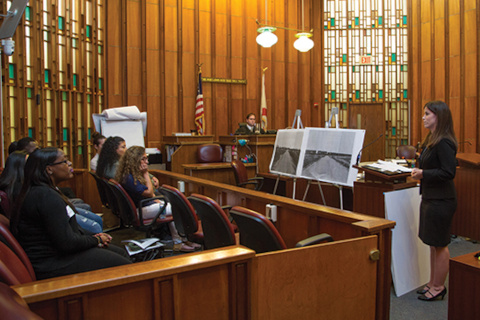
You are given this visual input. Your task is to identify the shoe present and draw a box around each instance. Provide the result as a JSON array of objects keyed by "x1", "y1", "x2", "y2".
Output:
[
  {"x1": 185, "y1": 241, "x2": 202, "y2": 249},
  {"x1": 418, "y1": 288, "x2": 447, "y2": 301},
  {"x1": 416, "y1": 285, "x2": 430, "y2": 295},
  {"x1": 173, "y1": 243, "x2": 195, "y2": 252}
]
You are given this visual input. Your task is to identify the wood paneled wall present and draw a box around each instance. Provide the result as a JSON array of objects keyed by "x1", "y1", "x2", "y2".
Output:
[
  {"x1": 410, "y1": 0, "x2": 479, "y2": 152},
  {"x1": 105, "y1": 0, "x2": 324, "y2": 147}
]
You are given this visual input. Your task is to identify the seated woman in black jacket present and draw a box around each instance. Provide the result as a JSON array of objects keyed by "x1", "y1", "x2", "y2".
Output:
[{"x1": 10, "y1": 148, "x2": 131, "y2": 280}]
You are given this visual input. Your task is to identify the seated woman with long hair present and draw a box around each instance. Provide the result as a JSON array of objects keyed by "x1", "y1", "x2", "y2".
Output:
[
  {"x1": 0, "y1": 151, "x2": 27, "y2": 217},
  {"x1": 115, "y1": 146, "x2": 198, "y2": 252},
  {"x1": 10, "y1": 148, "x2": 131, "y2": 280},
  {"x1": 96, "y1": 136, "x2": 126, "y2": 179}
]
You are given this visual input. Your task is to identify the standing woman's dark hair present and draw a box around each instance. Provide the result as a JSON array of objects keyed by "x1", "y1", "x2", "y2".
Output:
[
  {"x1": 11, "y1": 148, "x2": 59, "y2": 234},
  {"x1": 0, "y1": 151, "x2": 28, "y2": 217},
  {"x1": 96, "y1": 136, "x2": 125, "y2": 178},
  {"x1": 92, "y1": 132, "x2": 106, "y2": 147},
  {"x1": 421, "y1": 101, "x2": 458, "y2": 150}
]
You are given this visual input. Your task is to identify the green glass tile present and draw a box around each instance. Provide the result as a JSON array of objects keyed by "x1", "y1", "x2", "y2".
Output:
[
  {"x1": 331, "y1": 18, "x2": 335, "y2": 27},
  {"x1": 73, "y1": 74, "x2": 78, "y2": 87},
  {"x1": 404, "y1": 90, "x2": 408, "y2": 99},
  {"x1": 342, "y1": 54, "x2": 347, "y2": 63},
  {"x1": 372, "y1": 24, "x2": 375, "y2": 28},
  {"x1": 403, "y1": 16, "x2": 407, "y2": 25},
  {"x1": 376, "y1": 66, "x2": 379, "y2": 72},
  {"x1": 328, "y1": 66, "x2": 331, "y2": 73},
  {"x1": 325, "y1": 98, "x2": 329, "y2": 102},
  {"x1": 379, "y1": 17, "x2": 383, "y2": 25},
  {"x1": 331, "y1": 91, "x2": 336, "y2": 100},
  {"x1": 72, "y1": 38, "x2": 78, "y2": 48},
  {"x1": 397, "y1": 23, "x2": 400, "y2": 27},
  {"x1": 355, "y1": 90, "x2": 360, "y2": 99},
  {"x1": 355, "y1": 17, "x2": 359, "y2": 26},
  {"x1": 392, "y1": 127, "x2": 396, "y2": 136},
  {"x1": 324, "y1": 25, "x2": 328, "y2": 29},
  {"x1": 86, "y1": 25, "x2": 92, "y2": 38},
  {"x1": 342, "y1": 103, "x2": 347, "y2": 110},
  {"x1": 87, "y1": 94, "x2": 91, "y2": 103},
  {"x1": 99, "y1": 78, "x2": 103, "y2": 90},
  {"x1": 348, "y1": 25, "x2": 352, "y2": 29},
  {"x1": 63, "y1": 128, "x2": 68, "y2": 141},
  {"x1": 373, "y1": 98, "x2": 376, "y2": 102},
  {"x1": 78, "y1": 146, "x2": 82, "y2": 155},
  {"x1": 27, "y1": 88, "x2": 32, "y2": 98},
  {"x1": 403, "y1": 139, "x2": 408, "y2": 145},
  {"x1": 88, "y1": 128, "x2": 92, "y2": 140},
  {"x1": 379, "y1": 90, "x2": 383, "y2": 99},
  {"x1": 397, "y1": 97, "x2": 400, "y2": 101},
  {"x1": 58, "y1": 17, "x2": 64, "y2": 30},
  {"x1": 62, "y1": 91, "x2": 68, "y2": 101},
  {"x1": 45, "y1": 69, "x2": 50, "y2": 84},
  {"x1": 98, "y1": 45, "x2": 103, "y2": 54},
  {"x1": 25, "y1": 7, "x2": 31, "y2": 21},
  {"x1": 28, "y1": 128, "x2": 33, "y2": 137},
  {"x1": 352, "y1": 66, "x2": 355, "y2": 72},
  {"x1": 8, "y1": 64, "x2": 14, "y2": 79},
  {"x1": 392, "y1": 53, "x2": 397, "y2": 62},
  {"x1": 349, "y1": 98, "x2": 353, "y2": 102},
  {"x1": 403, "y1": 65, "x2": 408, "y2": 72}
]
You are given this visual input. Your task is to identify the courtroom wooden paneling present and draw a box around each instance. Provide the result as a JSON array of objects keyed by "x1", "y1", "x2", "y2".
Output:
[
  {"x1": 15, "y1": 247, "x2": 253, "y2": 320},
  {"x1": 410, "y1": 1, "x2": 479, "y2": 154},
  {"x1": 448, "y1": 251, "x2": 480, "y2": 320},
  {"x1": 105, "y1": 0, "x2": 323, "y2": 149}
]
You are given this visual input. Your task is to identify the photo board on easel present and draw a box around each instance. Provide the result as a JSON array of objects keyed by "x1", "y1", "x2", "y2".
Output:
[{"x1": 269, "y1": 128, "x2": 365, "y2": 187}]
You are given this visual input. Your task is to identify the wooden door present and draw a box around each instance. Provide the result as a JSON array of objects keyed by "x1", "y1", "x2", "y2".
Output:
[
  {"x1": 349, "y1": 104, "x2": 385, "y2": 161},
  {"x1": 253, "y1": 236, "x2": 378, "y2": 320}
]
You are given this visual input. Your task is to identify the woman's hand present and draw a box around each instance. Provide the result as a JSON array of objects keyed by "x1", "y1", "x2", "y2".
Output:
[
  {"x1": 411, "y1": 168, "x2": 423, "y2": 180},
  {"x1": 152, "y1": 176, "x2": 160, "y2": 189},
  {"x1": 94, "y1": 233, "x2": 112, "y2": 247},
  {"x1": 140, "y1": 162, "x2": 149, "y2": 173}
]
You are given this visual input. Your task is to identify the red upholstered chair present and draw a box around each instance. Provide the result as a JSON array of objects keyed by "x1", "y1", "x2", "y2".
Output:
[
  {"x1": 188, "y1": 194, "x2": 236, "y2": 250},
  {"x1": 159, "y1": 185, "x2": 204, "y2": 245},
  {"x1": 231, "y1": 160, "x2": 264, "y2": 191},
  {"x1": 0, "y1": 190, "x2": 11, "y2": 218},
  {"x1": 0, "y1": 282, "x2": 43, "y2": 320},
  {"x1": 0, "y1": 215, "x2": 36, "y2": 281},
  {"x1": 197, "y1": 144, "x2": 223, "y2": 163},
  {"x1": 396, "y1": 145, "x2": 417, "y2": 160},
  {"x1": 0, "y1": 241, "x2": 34, "y2": 285},
  {"x1": 107, "y1": 179, "x2": 173, "y2": 237},
  {"x1": 229, "y1": 206, "x2": 333, "y2": 254}
]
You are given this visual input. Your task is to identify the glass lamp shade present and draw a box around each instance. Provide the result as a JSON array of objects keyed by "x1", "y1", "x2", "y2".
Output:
[
  {"x1": 256, "y1": 27, "x2": 278, "y2": 48},
  {"x1": 294, "y1": 32, "x2": 314, "y2": 52}
]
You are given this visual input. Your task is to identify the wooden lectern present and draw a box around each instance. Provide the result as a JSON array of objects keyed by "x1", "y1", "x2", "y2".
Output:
[
  {"x1": 353, "y1": 164, "x2": 417, "y2": 218},
  {"x1": 452, "y1": 153, "x2": 480, "y2": 240}
]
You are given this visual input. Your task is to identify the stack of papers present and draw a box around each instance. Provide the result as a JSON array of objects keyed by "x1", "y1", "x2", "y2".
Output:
[
  {"x1": 364, "y1": 160, "x2": 413, "y2": 174},
  {"x1": 122, "y1": 238, "x2": 164, "y2": 256}
]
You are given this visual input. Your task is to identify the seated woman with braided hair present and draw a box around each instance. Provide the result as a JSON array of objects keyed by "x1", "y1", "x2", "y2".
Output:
[{"x1": 10, "y1": 148, "x2": 131, "y2": 280}]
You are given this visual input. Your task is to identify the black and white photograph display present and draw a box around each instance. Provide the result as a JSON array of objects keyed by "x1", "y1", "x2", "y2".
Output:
[
  {"x1": 269, "y1": 129, "x2": 304, "y2": 177},
  {"x1": 270, "y1": 128, "x2": 365, "y2": 187}
]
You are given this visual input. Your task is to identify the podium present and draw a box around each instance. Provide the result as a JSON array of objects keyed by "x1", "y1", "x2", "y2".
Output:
[
  {"x1": 452, "y1": 153, "x2": 480, "y2": 240},
  {"x1": 353, "y1": 164, "x2": 417, "y2": 218}
]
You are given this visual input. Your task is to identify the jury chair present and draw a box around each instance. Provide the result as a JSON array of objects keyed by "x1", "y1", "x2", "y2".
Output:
[
  {"x1": 0, "y1": 215, "x2": 36, "y2": 281},
  {"x1": 230, "y1": 206, "x2": 333, "y2": 254},
  {"x1": 396, "y1": 145, "x2": 417, "y2": 160},
  {"x1": 0, "y1": 241, "x2": 34, "y2": 285},
  {"x1": 231, "y1": 160, "x2": 264, "y2": 191},
  {"x1": 0, "y1": 190, "x2": 11, "y2": 218},
  {"x1": 188, "y1": 194, "x2": 236, "y2": 249},
  {"x1": 107, "y1": 179, "x2": 173, "y2": 237},
  {"x1": 159, "y1": 185, "x2": 204, "y2": 246},
  {"x1": 197, "y1": 143, "x2": 223, "y2": 163},
  {"x1": 89, "y1": 171, "x2": 110, "y2": 210},
  {"x1": 0, "y1": 282, "x2": 43, "y2": 320}
]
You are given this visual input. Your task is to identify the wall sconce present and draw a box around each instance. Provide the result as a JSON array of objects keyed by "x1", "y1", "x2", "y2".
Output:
[{"x1": 256, "y1": 0, "x2": 313, "y2": 52}]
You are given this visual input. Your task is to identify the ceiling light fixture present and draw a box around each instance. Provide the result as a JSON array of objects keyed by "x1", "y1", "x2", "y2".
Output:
[
  {"x1": 293, "y1": 0, "x2": 314, "y2": 52},
  {"x1": 256, "y1": 0, "x2": 278, "y2": 48}
]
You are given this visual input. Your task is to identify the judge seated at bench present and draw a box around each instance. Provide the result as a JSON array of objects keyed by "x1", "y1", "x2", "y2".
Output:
[{"x1": 234, "y1": 113, "x2": 265, "y2": 135}]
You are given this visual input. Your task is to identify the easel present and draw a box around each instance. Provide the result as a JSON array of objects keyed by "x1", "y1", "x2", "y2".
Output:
[{"x1": 273, "y1": 109, "x2": 303, "y2": 199}]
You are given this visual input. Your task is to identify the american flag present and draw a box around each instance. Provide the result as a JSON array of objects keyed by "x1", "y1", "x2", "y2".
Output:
[{"x1": 195, "y1": 72, "x2": 205, "y2": 135}]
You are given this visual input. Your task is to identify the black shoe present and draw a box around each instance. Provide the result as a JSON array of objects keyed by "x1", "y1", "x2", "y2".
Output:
[
  {"x1": 418, "y1": 288, "x2": 447, "y2": 301},
  {"x1": 416, "y1": 285, "x2": 430, "y2": 295}
]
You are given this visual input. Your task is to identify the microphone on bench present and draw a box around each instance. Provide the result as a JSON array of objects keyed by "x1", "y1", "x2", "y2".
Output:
[{"x1": 356, "y1": 133, "x2": 384, "y2": 166}]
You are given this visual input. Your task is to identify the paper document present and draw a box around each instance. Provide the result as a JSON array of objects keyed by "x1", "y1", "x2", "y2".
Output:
[
  {"x1": 122, "y1": 238, "x2": 164, "y2": 256},
  {"x1": 367, "y1": 160, "x2": 413, "y2": 173}
]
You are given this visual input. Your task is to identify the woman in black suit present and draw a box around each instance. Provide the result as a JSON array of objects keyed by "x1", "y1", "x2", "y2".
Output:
[{"x1": 411, "y1": 101, "x2": 458, "y2": 301}]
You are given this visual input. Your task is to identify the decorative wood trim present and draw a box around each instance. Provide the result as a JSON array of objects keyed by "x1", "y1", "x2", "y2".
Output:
[{"x1": 460, "y1": 0, "x2": 465, "y2": 149}]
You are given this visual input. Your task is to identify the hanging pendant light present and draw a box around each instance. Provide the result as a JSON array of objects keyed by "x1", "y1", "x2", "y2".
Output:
[
  {"x1": 256, "y1": 26, "x2": 278, "y2": 48},
  {"x1": 294, "y1": 0, "x2": 314, "y2": 52},
  {"x1": 294, "y1": 32, "x2": 314, "y2": 52}
]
